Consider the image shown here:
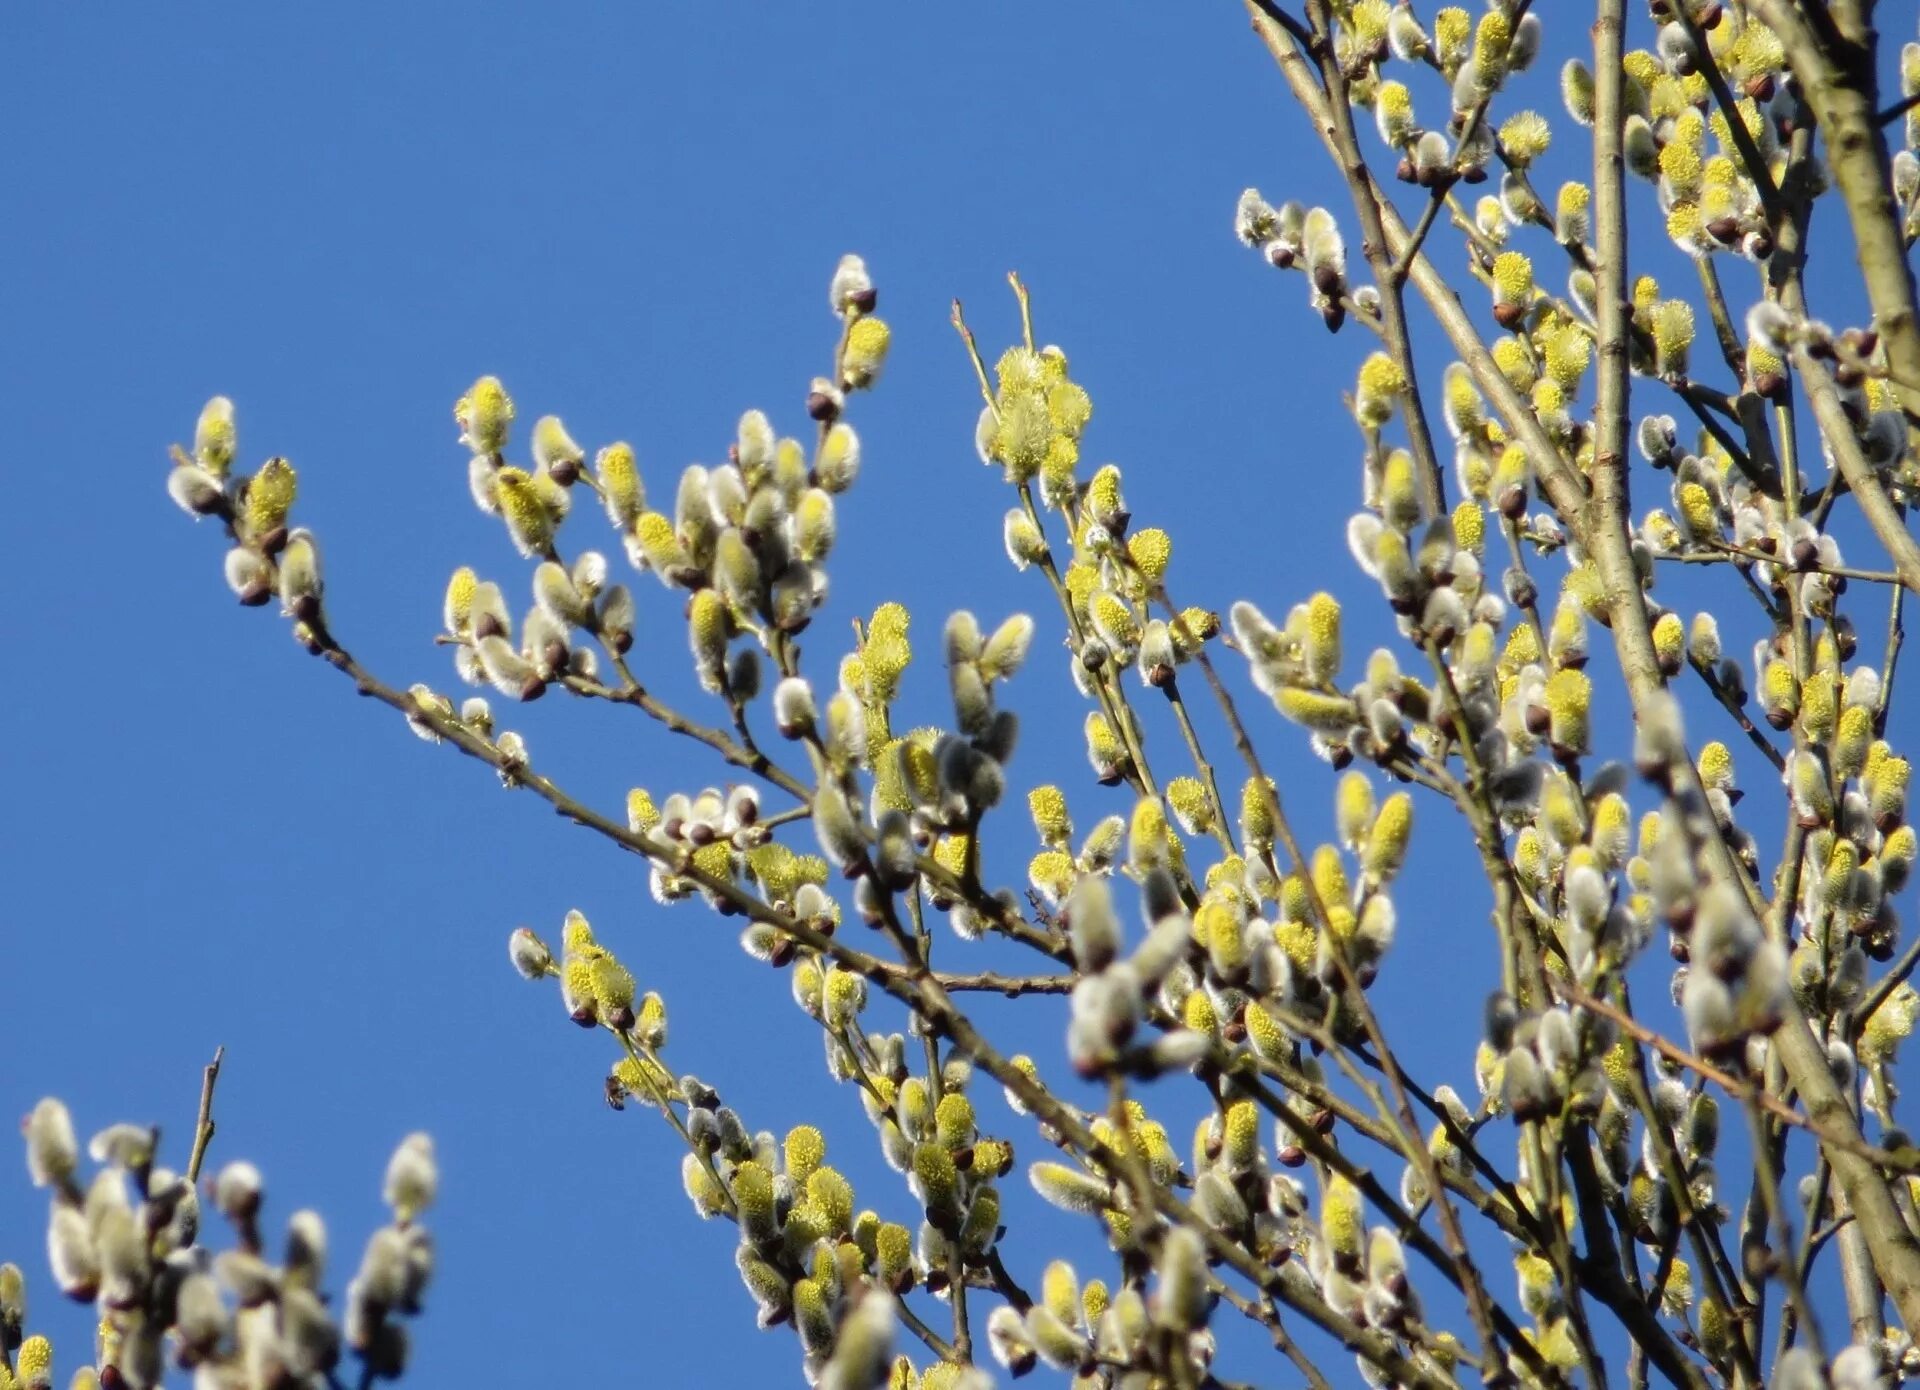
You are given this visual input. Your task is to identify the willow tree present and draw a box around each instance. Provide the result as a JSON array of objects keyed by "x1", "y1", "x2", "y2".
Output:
[{"x1": 12, "y1": 2, "x2": 1920, "y2": 1388}]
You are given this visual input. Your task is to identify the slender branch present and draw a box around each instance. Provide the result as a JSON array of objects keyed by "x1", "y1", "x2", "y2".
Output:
[
  {"x1": 1556, "y1": 979, "x2": 1918, "y2": 1175},
  {"x1": 186, "y1": 1045, "x2": 227, "y2": 1184},
  {"x1": 1880, "y1": 92, "x2": 1920, "y2": 129}
]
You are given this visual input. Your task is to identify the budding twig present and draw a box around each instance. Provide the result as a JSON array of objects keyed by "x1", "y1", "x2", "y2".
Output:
[{"x1": 186, "y1": 1045, "x2": 227, "y2": 1185}]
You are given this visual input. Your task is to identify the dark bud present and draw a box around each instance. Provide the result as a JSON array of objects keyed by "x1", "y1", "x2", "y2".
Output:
[
  {"x1": 238, "y1": 580, "x2": 273, "y2": 607},
  {"x1": 806, "y1": 390, "x2": 840, "y2": 423},
  {"x1": 1525, "y1": 704, "x2": 1552, "y2": 737},
  {"x1": 1320, "y1": 300, "x2": 1346, "y2": 333},
  {"x1": 1312, "y1": 263, "x2": 1343, "y2": 298},
  {"x1": 1276, "y1": 1144, "x2": 1307, "y2": 1168},
  {"x1": 1707, "y1": 216, "x2": 1741, "y2": 245},
  {"x1": 1790, "y1": 538, "x2": 1819, "y2": 571},
  {"x1": 1461, "y1": 164, "x2": 1488, "y2": 184},
  {"x1": 1492, "y1": 302, "x2": 1528, "y2": 331},
  {"x1": 1846, "y1": 328, "x2": 1879, "y2": 358},
  {"x1": 290, "y1": 593, "x2": 322, "y2": 625},
  {"x1": 1484, "y1": 991, "x2": 1519, "y2": 1050},
  {"x1": 1396, "y1": 156, "x2": 1417, "y2": 184},
  {"x1": 1744, "y1": 73, "x2": 1775, "y2": 102},
  {"x1": 604, "y1": 1076, "x2": 627, "y2": 1110},
  {"x1": 519, "y1": 676, "x2": 547, "y2": 703},
  {"x1": 767, "y1": 937, "x2": 796, "y2": 968},
  {"x1": 548, "y1": 456, "x2": 580, "y2": 487},
  {"x1": 1265, "y1": 242, "x2": 1296, "y2": 270},
  {"x1": 849, "y1": 287, "x2": 879, "y2": 315},
  {"x1": 608, "y1": 628, "x2": 634, "y2": 655},
  {"x1": 1834, "y1": 618, "x2": 1857, "y2": 659},
  {"x1": 1752, "y1": 369, "x2": 1788, "y2": 400},
  {"x1": 258, "y1": 525, "x2": 290, "y2": 556},
  {"x1": 474, "y1": 611, "x2": 506, "y2": 641}
]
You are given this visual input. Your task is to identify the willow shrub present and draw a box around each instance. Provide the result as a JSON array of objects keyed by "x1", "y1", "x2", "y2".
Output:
[{"x1": 14, "y1": 2, "x2": 1920, "y2": 1388}]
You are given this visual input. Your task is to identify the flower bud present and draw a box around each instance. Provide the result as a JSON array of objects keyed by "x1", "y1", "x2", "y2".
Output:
[
  {"x1": 46, "y1": 1203, "x2": 98, "y2": 1300},
  {"x1": 1029, "y1": 1161, "x2": 1109, "y2": 1214},
  {"x1": 988, "y1": 1303, "x2": 1037, "y2": 1376},
  {"x1": 169, "y1": 461, "x2": 228, "y2": 518},
  {"x1": 223, "y1": 545, "x2": 274, "y2": 606},
  {"x1": 982, "y1": 613, "x2": 1035, "y2": 682},
  {"x1": 772, "y1": 676, "x2": 816, "y2": 739},
  {"x1": 454, "y1": 376, "x2": 513, "y2": 455},
  {"x1": 529, "y1": 416, "x2": 582, "y2": 483},
  {"x1": 24, "y1": 1099, "x2": 78, "y2": 1189},
  {"x1": 275, "y1": 528, "x2": 323, "y2": 622},
  {"x1": 1004, "y1": 508, "x2": 1050, "y2": 570},
  {"x1": 1362, "y1": 792, "x2": 1414, "y2": 884},
  {"x1": 1154, "y1": 1226, "x2": 1211, "y2": 1333},
  {"x1": 492, "y1": 467, "x2": 555, "y2": 557},
  {"x1": 383, "y1": 1133, "x2": 437, "y2": 1221},
  {"x1": 842, "y1": 317, "x2": 891, "y2": 389},
  {"x1": 1066, "y1": 875, "x2": 1121, "y2": 972},
  {"x1": 830, "y1": 254, "x2": 875, "y2": 314}
]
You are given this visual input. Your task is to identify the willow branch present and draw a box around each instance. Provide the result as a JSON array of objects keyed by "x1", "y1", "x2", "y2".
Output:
[{"x1": 186, "y1": 1045, "x2": 227, "y2": 1184}]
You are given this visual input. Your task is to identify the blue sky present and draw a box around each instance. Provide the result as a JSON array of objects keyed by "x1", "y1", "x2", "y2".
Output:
[{"x1": 4, "y1": 4, "x2": 1909, "y2": 1385}]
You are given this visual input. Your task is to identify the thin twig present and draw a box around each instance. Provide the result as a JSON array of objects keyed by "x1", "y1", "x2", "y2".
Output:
[{"x1": 186, "y1": 1045, "x2": 227, "y2": 1184}]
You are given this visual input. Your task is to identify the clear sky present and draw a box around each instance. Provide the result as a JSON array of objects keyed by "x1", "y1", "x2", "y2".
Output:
[{"x1": 3, "y1": 4, "x2": 1909, "y2": 1386}]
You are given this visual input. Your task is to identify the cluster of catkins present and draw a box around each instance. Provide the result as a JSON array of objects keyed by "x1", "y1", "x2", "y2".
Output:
[
  {"x1": 982, "y1": 1231, "x2": 1221, "y2": 1385},
  {"x1": 974, "y1": 343, "x2": 1220, "y2": 726},
  {"x1": 510, "y1": 907, "x2": 1009, "y2": 1390},
  {"x1": 166, "y1": 403, "x2": 325, "y2": 648},
  {"x1": 16, "y1": 1098, "x2": 432, "y2": 1389},
  {"x1": 442, "y1": 255, "x2": 885, "y2": 711},
  {"x1": 797, "y1": 608, "x2": 1035, "y2": 928}
]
